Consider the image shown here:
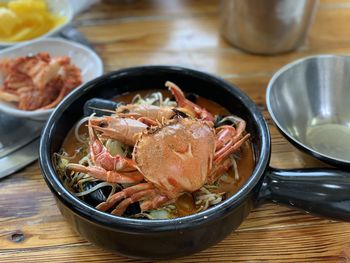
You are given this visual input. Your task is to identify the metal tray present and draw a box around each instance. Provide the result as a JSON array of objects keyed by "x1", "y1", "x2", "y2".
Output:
[
  {"x1": 0, "y1": 112, "x2": 43, "y2": 158},
  {"x1": 0, "y1": 112, "x2": 44, "y2": 179}
]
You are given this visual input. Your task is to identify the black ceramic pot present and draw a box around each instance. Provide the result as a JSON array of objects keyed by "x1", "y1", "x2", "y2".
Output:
[{"x1": 39, "y1": 66, "x2": 350, "y2": 260}]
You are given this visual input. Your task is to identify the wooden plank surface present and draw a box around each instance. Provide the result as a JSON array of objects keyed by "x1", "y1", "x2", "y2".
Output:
[{"x1": 1, "y1": 0, "x2": 350, "y2": 262}]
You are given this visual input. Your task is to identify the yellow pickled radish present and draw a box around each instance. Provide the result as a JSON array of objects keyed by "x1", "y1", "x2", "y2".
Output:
[
  {"x1": 8, "y1": 0, "x2": 47, "y2": 12},
  {"x1": 0, "y1": 0, "x2": 66, "y2": 42},
  {"x1": 0, "y1": 8, "x2": 19, "y2": 36}
]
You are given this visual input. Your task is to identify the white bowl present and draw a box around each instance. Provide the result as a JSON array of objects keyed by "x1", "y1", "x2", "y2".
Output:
[
  {"x1": 0, "y1": 0, "x2": 74, "y2": 47},
  {"x1": 0, "y1": 38, "x2": 103, "y2": 120}
]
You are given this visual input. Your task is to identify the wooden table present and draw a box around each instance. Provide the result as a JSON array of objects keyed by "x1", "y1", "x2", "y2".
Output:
[{"x1": 1, "y1": 0, "x2": 350, "y2": 262}]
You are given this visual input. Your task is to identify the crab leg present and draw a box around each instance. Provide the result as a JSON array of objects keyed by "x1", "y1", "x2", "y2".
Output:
[
  {"x1": 214, "y1": 133, "x2": 250, "y2": 165},
  {"x1": 110, "y1": 189, "x2": 159, "y2": 215},
  {"x1": 67, "y1": 163, "x2": 144, "y2": 184},
  {"x1": 139, "y1": 195, "x2": 170, "y2": 211},
  {"x1": 208, "y1": 121, "x2": 250, "y2": 183},
  {"x1": 214, "y1": 116, "x2": 249, "y2": 163},
  {"x1": 207, "y1": 134, "x2": 250, "y2": 184},
  {"x1": 111, "y1": 192, "x2": 169, "y2": 216},
  {"x1": 166, "y1": 81, "x2": 214, "y2": 122},
  {"x1": 116, "y1": 104, "x2": 174, "y2": 122},
  {"x1": 96, "y1": 183, "x2": 154, "y2": 212}
]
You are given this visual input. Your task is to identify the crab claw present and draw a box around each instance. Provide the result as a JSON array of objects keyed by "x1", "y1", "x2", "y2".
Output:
[{"x1": 166, "y1": 81, "x2": 214, "y2": 122}]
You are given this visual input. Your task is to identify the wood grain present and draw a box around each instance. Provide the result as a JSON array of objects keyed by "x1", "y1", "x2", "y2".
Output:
[{"x1": 1, "y1": 0, "x2": 350, "y2": 262}]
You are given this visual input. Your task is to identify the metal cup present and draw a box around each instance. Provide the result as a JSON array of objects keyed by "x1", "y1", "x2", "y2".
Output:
[{"x1": 220, "y1": 0, "x2": 319, "y2": 55}]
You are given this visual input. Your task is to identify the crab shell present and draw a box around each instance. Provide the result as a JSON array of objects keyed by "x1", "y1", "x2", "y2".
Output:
[{"x1": 132, "y1": 118, "x2": 215, "y2": 199}]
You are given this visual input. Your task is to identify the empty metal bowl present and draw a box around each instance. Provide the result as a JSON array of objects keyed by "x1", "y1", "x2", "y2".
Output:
[{"x1": 267, "y1": 55, "x2": 350, "y2": 167}]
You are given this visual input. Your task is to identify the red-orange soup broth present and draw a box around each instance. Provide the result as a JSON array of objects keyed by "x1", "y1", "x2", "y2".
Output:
[{"x1": 60, "y1": 90, "x2": 255, "y2": 218}]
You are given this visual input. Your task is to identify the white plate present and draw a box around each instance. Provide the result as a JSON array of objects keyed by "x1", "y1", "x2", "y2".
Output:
[
  {"x1": 0, "y1": 0, "x2": 74, "y2": 47},
  {"x1": 0, "y1": 38, "x2": 103, "y2": 120}
]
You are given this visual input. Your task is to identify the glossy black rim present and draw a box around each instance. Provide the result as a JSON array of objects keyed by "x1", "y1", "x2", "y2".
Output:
[{"x1": 39, "y1": 65, "x2": 271, "y2": 233}]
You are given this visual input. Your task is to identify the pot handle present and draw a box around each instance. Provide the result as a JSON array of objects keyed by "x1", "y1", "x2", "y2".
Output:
[{"x1": 258, "y1": 167, "x2": 350, "y2": 221}]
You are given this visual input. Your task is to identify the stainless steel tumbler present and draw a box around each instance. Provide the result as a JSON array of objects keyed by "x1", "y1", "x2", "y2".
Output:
[{"x1": 220, "y1": 0, "x2": 319, "y2": 55}]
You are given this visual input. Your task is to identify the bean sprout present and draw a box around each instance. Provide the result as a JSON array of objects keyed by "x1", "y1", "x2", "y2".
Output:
[
  {"x1": 75, "y1": 182, "x2": 115, "y2": 197},
  {"x1": 74, "y1": 116, "x2": 90, "y2": 143}
]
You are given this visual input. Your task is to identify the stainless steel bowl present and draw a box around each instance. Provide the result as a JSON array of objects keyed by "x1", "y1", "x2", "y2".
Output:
[{"x1": 267, "y1": 55, "x2": 350, "y2": 167}]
